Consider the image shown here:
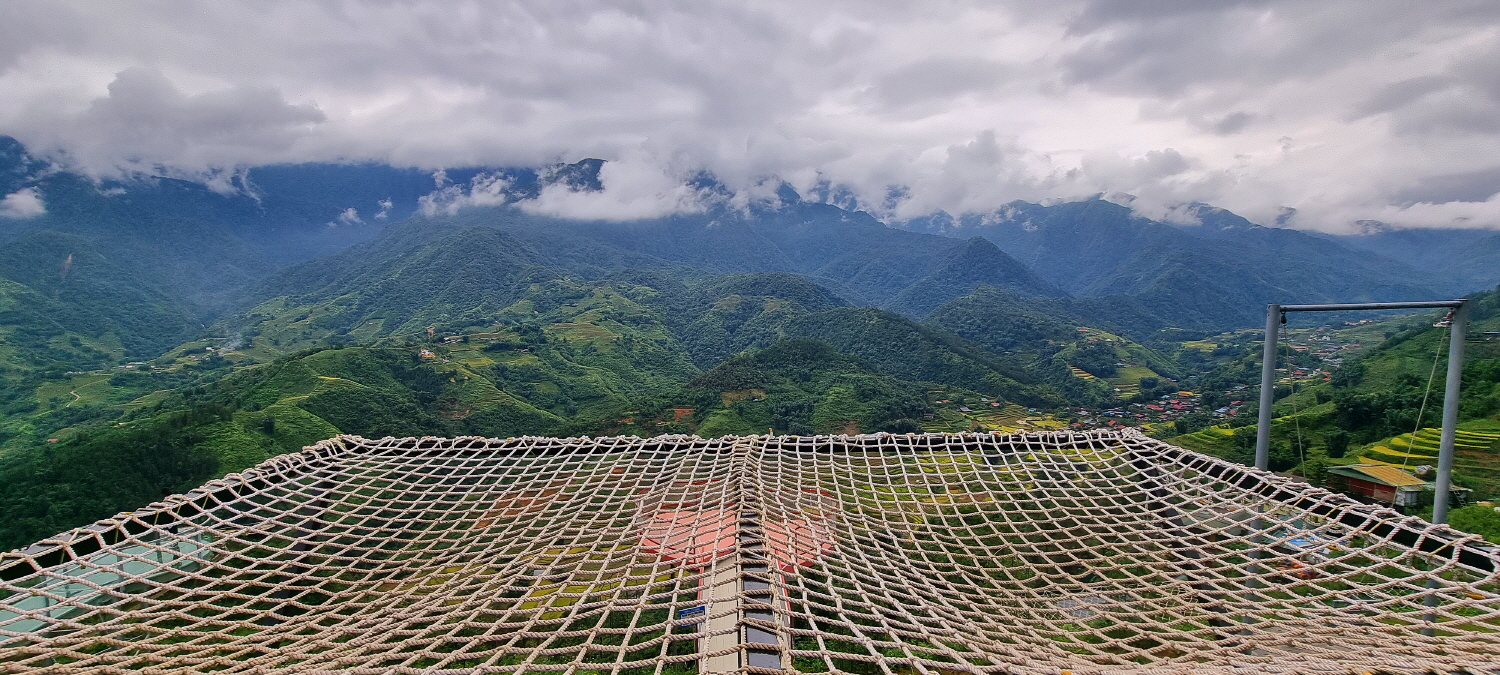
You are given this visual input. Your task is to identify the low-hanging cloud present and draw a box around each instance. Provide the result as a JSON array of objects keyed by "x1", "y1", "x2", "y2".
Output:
[
  {"x1": 520, "y1": 158, "x2": 712, "y2": 221},
  {"x1": 6, "y1": 66, "x2": 324, "y2": 178},
  {"x1": 2, "y1": 1, "x2": 1500, "y2": 231},
  {"x1": 0, "y1": 187, "x2": 45, "y2": 218},
  {"x1": 417, "y1": 158, "x2": 715, "y2": 221}
]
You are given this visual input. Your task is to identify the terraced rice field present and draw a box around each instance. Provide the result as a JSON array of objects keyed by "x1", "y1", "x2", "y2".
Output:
[
  {"x1": 921, "y1": 403, "x2": 1068, "y2": 434},
  {"x1": 1358, "y1": 427, "x2": 1500, "y2": 494},
  {"x1": 1107, "y1": 366, "x2": 1160, "y2": 397},
  {"x1": 1167, "y1": 425, "x2": 1235, "y2": 456},
  {"x1": 1360, "y1": 427, "x2": 1500, "y2": 468}
]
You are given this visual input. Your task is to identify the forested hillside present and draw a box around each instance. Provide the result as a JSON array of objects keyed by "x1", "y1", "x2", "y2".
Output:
[
  {"x1": 1165, "y1": 288, "x2": 1500, "y2": 499},
  {"x1": 899, "y1": 199, "x2": 1460, "y2": 329},
  {"x1": 3, "y1": 135, "x2": 1499, "y2": 551}
]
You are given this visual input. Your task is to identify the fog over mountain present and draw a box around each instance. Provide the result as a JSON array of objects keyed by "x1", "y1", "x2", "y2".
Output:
[{"x1": 3, "y1": 1, "x2": 1500, "y2": 232}]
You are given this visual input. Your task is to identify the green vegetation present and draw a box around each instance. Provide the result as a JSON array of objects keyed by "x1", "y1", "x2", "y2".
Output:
[
  {"x1": 0, "y1": 261, "x2": 1134, "y2": 550},
  {"x1": 674, "y1": 339, "x2": 931, "y2": 436},
  {"x1": 3, "y1": 136, "x2": 1497, "y2": 556},
  {"x1": 1447, "y1": 505, "x2": 1500, "y2": 544},
  {"x1": 1170, "y1": 289, "x2": 1500, "y2": 510}
]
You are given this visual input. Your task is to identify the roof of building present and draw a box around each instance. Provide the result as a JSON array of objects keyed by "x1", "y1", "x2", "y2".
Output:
[
  {"x1": 2, "y1": 431, "x2": 1498, "y2": 674},
  {"x1": 1327, "y1": 463, "x2": 1429, "y2": 488}
]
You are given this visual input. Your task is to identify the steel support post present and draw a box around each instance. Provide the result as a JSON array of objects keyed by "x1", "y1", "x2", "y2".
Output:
[
  {"x1": 1421, "y1": 301, "x2": 1467, "y2": 636},
  {"x1": 1255, "y1": 304, "x2": 1281, "y2": 471},
  {"x1": 1432, "y1": 300, "x2": 1468, "y2": 525}
]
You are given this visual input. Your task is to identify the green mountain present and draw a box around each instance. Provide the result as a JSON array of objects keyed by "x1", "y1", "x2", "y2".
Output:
[
  {"x1": 923, "y1": 285, "x2": 1085, "y2": 353},
  {"x1": 1167, "y1": 287, "x2": 1500, "y2": 493},
  {"x1": 666, "y1": 272, "x2": 851, "y2": 366},
  {"x1": 883, "y1": 236, "x2": 1062, "y2": 318},
  {"x1": 679, "y1": 339, "x2": 933, "y2": 437},
  {"x1": 4, "y1": 133, "x2": 1500, "y2": 552},
  {"x1": 900, "y1": 199, "x2": 1447, "y2": 330},
  {"x1": 1325, "y1": 289, "x2": 1500, "y2": 444},
  {"x1": 240, "y1": 225, "x2": 558, "y2": 348},
  {"x1": 782, "y1": 307, "x2": 1067, "y2": 408},
  {"x1": 0, "y1": 230, "x2": 205, "y2": 358},
  {"x1": 1328, "y1": 226, "x2": 1500, "y2": 294}
]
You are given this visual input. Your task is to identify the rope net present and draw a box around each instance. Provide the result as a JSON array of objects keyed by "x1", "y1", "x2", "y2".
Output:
[{"x1": 2, "y1": 431, "x2": 1499, "y2": 675}]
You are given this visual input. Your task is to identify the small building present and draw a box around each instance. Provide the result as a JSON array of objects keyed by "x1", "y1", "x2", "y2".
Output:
[
  {"x1": 1326, "y1": 464, "x2": 1426, "y2": 507},
  {"x1": 1324, "y1": 464, "x2": 1471, "y2": 509}
]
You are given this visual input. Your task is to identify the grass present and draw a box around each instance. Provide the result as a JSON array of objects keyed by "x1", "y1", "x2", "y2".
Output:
[
  {"x1": 1169, "y1": 425, "x2": 1236, "y2": 456},
  {"x1": 1107, "y1": 365, "x2": 1160, "y2": 396}
]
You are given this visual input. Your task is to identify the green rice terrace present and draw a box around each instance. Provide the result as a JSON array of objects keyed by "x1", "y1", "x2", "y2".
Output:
[
  {"x1": 1359, "y1": 427, "x2": 1500, "y2": 468},
  {"x1": 2, "y1": 431, "x2": 1498, "y2": 674}
]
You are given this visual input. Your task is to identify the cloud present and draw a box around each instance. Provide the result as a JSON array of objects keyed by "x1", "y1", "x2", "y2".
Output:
[
  {"x1": 329, "y1": 207, "x2": 362, "y2": 227},
  {"x1": 1352, "y1": 76, "x2": 1454, "y2": 119},
  {"x1": 521, "y1": 158, "x2": 712, "y2": 221},
  {"x1": 417, "y1": 157, "x2": 713, "y2": 221},
  {"x1": 4, "y1": 67, "x2": 323, "y2": 178},
  {"x1": 0, "y1": 187, "x2": 45, "y2": 218},
  {"x1": 0, "y1": 1, "x2": 1499, "y2": 230},
  {"x1": 1348, "y1": 194, "x2": 1500, "y2": 230},
  {"x1": 1200, "y1": 111, "x2": 1256, "y2": 136},
  {"x1": 1394, "y1": 166, "x2": 1500, "y2": 205},
  {"x1": 418, "y1": 171, "x2": 514, "y2": 217}
]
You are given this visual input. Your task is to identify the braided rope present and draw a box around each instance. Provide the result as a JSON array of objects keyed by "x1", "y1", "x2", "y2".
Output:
[{"x1": 2, "y1": 430, "x2": 1498, "y2": 674}]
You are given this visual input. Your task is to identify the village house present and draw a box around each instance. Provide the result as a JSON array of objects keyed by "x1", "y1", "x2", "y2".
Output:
[{"x1": 1325, "y1": 464, "x2": 1471, "y2": 510}]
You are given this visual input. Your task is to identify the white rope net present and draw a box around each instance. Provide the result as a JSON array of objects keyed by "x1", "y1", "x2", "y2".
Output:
[{"x1": 3, "y1": 430, "x2": 1499, "y2": 675}]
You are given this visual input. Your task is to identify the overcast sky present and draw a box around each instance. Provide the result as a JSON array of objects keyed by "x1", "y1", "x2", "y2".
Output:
[{"x1": 3, "y1": 0, "x2": 1500, "y2": 231}]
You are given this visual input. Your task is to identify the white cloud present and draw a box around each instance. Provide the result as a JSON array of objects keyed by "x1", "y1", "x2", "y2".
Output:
[
  {"x1": 374, "y1": 198, "x2": 392, "y2": 220},
  {"x1": 2, "y1": 66, "x2": 323, "y2": 179},
  {"x1": 0, "y1": 1, "x2": 1499, "y2": 230},
  {"x1": 520, "y1": 157, "x2": 711, "y2": 221},
  {"x1": 0, "y1": 187, "x2": 45, "y2": 218},
  {"x1": 414, "y1": 158, "x2": 714, "y2": 221},
  {"x1": 418, "y1": 171, "x2": 513, "y2": 217},
  {"x1": 1324, "y1": 194, "x2": 1500, "y2": 232}
]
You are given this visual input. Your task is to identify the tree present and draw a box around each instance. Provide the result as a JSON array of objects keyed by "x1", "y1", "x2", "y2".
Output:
[
  {"x1": 1324, "y1": 428, "x2": 1349, "y2": 459},
  {"x1": 1228, "y1": 427, "x2": 1257, "y2": 466},
  {"x1": 880, "y1": 418, "x2": 921, "y2": 433},
  {"x1": 1070, "y1": 341, "x2": 1118, "y2": 378},
  {"x1": 1268, "y1": 440, "x2": 1299, "y2": 472},
  {"x1": 1173, "y1": 412, "x2": 1210, "y2": 435},
  {"x1": 1299, "y1": 457, "x2": 1328, "y2": 486}
]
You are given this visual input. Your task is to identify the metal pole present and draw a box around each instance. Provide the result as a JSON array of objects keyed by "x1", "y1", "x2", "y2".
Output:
[
  {"x1": 1278, "y1": 301, "x2": 1464, "y2": 312},
  {"x1": 1423, "y1": 300, "x2": 1467, "y2": 635},
  {"x1": 1432, "y1": 301, "x2": 1468, "y2": 525},
  {"x1": 1255, "y1": 304, "x2": 1281, "y2": 470}
]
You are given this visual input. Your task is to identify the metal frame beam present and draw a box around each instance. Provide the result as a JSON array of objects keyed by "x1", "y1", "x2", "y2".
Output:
[{"x1": 1255, "y1": 299, "x2": 1468, "y2": 524}]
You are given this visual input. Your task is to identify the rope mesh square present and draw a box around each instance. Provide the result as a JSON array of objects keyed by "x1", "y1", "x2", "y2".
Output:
[{"x1": 2, "y1": 430, "x2": 1498, "y2": 674}]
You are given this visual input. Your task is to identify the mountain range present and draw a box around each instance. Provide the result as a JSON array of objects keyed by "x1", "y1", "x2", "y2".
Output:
[
  {"x1": 5, "y1": 134, "x2": 1493, "y2": 359},
  {"x1": 3, "y1": 134, "x2": 1500, "y2": 549}
]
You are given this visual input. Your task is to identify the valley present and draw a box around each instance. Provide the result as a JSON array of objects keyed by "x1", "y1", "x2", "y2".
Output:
[{"x1": 2, "y1": 139, "x2": 1499, "y2": 551}]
